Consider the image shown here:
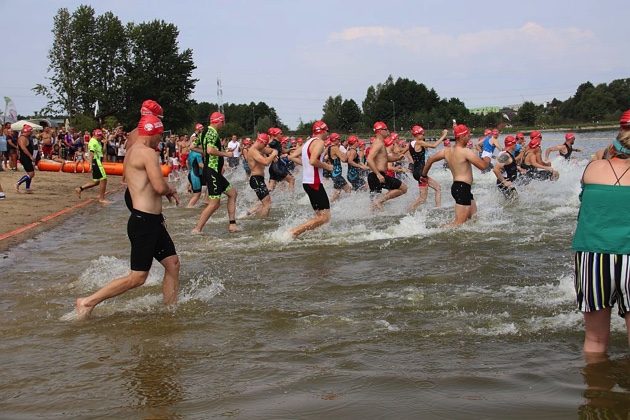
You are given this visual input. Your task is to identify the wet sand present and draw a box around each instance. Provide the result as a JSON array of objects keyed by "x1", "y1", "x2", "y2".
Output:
[{"x1": 0, "y1": 168, "x2": 123, "y2": 251}]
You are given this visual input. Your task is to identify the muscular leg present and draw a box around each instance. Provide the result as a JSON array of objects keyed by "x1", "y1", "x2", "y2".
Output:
[
  {"x1": 408, "y1": 186, "x2": 428, "y2": 212},
  {"x1": 76, "y1": 180, "x2": 100, "y2": 198},
  {"x1": 374, "y1": 183, "x2": 408, "y2": 208},
  {"x1": 192, "y1": 198, "x2": 220, "y2": 233},
  {"x1": 290, "y1": 209, "x2": 331, "y2": 238},
  {"x1": 187, "y1": 192, "x2": 201, "y2": 208},
  {"x1": 159, "y1": 255, "x2": 180, "y2": 306},
  {"x1": 98, "y1": 179, "x2": 111, "y2": 204},
  {"x1": 286, "y1": 174, "x2": 295, "y2": 191},
  {"x1": 225, "y1": 187, "x2": 239, "y2": 232},
  {"x1": 75, "y1": 270, "x2": 150, "y2": 319},
  {"x1": 584, "y1": 308, "x2": 612, "y2": 354}
]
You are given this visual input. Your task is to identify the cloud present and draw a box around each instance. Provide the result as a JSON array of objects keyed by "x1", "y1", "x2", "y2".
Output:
[{"x1": 328, "y1": 22, "x2": 596, "y2": 62}]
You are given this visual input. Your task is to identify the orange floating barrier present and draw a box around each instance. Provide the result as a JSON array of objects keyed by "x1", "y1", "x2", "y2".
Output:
[
  {"x1": 62, "y1": 161, "x2": 90, "y2": 173},
  {"x1": 37, "y1": 159, "x2": 63, "y2": 172},
  {"x1": 37, "y1": 159, "x2": 171, "y2": 177}
]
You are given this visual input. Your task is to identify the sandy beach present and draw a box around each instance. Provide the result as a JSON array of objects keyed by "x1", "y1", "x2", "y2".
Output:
[{"x1": 0, "y1": 168, "x2": 123, "y2": 250}]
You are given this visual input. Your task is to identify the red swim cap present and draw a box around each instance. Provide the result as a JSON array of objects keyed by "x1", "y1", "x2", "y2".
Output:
[
  {"x1": 529, "y1": 130, "x2": 542, "y2": 140},
  {"x1": 492, "y1": 129, "x2": 499, "y2": 136},
  {"x1": 516, "y1": 132, "x2": 525, "y2": 139},
  {"x1": 504, "y1": 135, "x2": 516, "y2": 147},
  {"x1": 21, "y1": 124, "x2": 33, "y2": 134},
  {"x1": 296, "y1": 137, "x2": 303, "y2": 143},
  {"x1": 390, "y1": 132, "x2": 399, "y2": 142},
  {"x1": 138, "y1": 115, "x2": 164, "y2": 136},
  {"x1": 268, "y1": 127, "x2": 282, "y2": 136},
  {"x1": 565, "y1": 132, "x2": 575, "y2": 141},
  {"x1": 140, "y1": 99, "x2": 164, "y2": 118},
  {"x1": 358, "y1": 141, "x2": 365, "y2": 147},
  {"x1": 256, "y1": 133, "x2": 269, "y2": 145},
  {"x1": 210, "y1": 112, "x2": 225, "y2": 125},
  {"x1": 312, "y1": 120, "x2": 328, "y2": 135},
  {"x1": 384, "y1": 136, "x2": 394, "y2": 147},
  {"x1": 347, "y1": 135, "x2": 358, "y2": 145},
  {"x1": 453, "y1": 124, "x2": 470, "y2": 138},
  {"x1": 373, "y1": 121, "x2": 388, "y2": 132},
  {"x1": 328, "y1": 132, "x2": 341, "y2": 143},
  {"x1": 195, "y1": 123, "x2": 204, "y2": 131},
  {"x1": 529, "y1": 137, "x2": 541, "y2": 149},
  {"x1": 620, "y1": 109, "x2": 630, "y2": 129},
  {"x1": 411, "y1": 125, "x2": 424, "y2": 136}
]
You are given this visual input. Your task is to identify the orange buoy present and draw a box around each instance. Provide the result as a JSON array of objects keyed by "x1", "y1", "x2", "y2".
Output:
[
  {"x1": 37, "y1": 160, "x2": 63, "y2": 172},
  {"x1": 62, "y1": 161, "x2": 90, "y2": 173}
]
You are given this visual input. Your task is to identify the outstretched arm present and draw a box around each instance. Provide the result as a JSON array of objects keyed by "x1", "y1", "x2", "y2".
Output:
[{"x1": 421, "y1": 149, "x2": 446, "y2": 177}]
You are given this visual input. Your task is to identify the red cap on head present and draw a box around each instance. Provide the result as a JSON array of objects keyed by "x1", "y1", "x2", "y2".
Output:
[
  {"x1": 268, "y1": 127, "x2": 282, "y2": 136},
  {"x1": 529, "y1": 137, "x2": 541, "y2": 149},
  {"x1": 328, "y1": 132, "x2": 340, "y2": 143},
  {"x1": 565, "y1": 132, "x2": 575, "y2": 141},
  {"x1": 243, "y1": 139, "x2": 251, "y2": 146},
  {"x1": 140, "y1": 99, "x2": 164, "y2": 118},
  {"x1": 530, "y1": 130, "x2": 542, "y2": 140},
  {"x1": 312, "y1": 120, "x2": 328, "y2": 135},
  {"x1": 373, "y1": 121, "x2": 388, "y2": 132},
  {"x1": 93, "y1": 128, "x2": 103, "y2": 137},
  {"x1": 296, "y1": 137, "x2": 303, "y2": 143},
  {"x1": 444, "y1": 139, "x2": 451, "y2": 147},
  {"x1": 384, "y1": 136, "x2": 394, "y2": 147},
  {"x1": 137, "y1": 114, "x2": 164, "y2": 136},
  {"x1": 484, "y1": 129, "x2": 492, "y2": 136},
  {"x1": 390, "y1": 132, "x2": 399, "y2": 142},
  {"x1": 347, "y1": 135, "x2": 358, "y2": 145},
  {"x1": 516, "y1": 132, "x2": 525, "y2": 139},
  {"x1": 325, "y1": 139, "x2": 332, "y2": 147},
  {"x1": 620, "y1": 109, "x2": 630, "y2": 129},
  {"x1": 21, "y1": 124, "x2": 33, "y2": 134},
  {"x1": 256, "y1": 133, "x2": 269, "y2": 145},
  {"x1": 358, "y1": 140, "x2": 365, "y2": 147},
  {"x1": 492, "y1": 129, "x2": 499, "y2": 136},
  {"x1": 210, "y1": 112, "x2": 225, "y2": 125},
  {"x1": 411, "y1": 125, "x2": 424, "y2": 136},
  {"x1": 504, "y1": 135, "x2": 516, "y2": 147},
  {"x1": 453, "y1": 124, "x2": 470, "y2": 138},
  {"x1": 195, "y1": 123, "x2": 203, "y2": 131}
]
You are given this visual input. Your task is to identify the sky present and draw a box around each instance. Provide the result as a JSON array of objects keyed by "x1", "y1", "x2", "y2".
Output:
[{"x1": 1, "y1": 0, "x2": 629, "y2": 129}]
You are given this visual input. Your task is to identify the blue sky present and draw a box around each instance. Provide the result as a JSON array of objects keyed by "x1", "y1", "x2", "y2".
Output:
[{"x1": 1, "y1": 0, "x2": 628, "y2": 128}]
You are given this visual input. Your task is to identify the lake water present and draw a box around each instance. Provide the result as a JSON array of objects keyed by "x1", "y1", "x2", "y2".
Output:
[{"x1": 2, "y1": 130, "x2": 629, "y2": 419}]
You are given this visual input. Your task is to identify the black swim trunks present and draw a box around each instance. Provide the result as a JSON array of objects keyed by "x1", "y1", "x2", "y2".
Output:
[
  {"x1": 203, "y1": 166, "x2": 231, "y2": 199},
  {"x1": 367, "y1": 171, "x2": 402, "y2": 194},
  {"x1": 303, "y1": 183, "x2": 330, "y2": 211},
  {"x1": 127, "y1": 209, "x2": 177, "y2": 272},
  {"x1": 349, "y1": 177, "x2": 366, "y2": 191},
  {"x1": 249, "y1": 175, "x2": 270, "y2": 201},
  {"x1": 451, "y1": 181, "x2": 474, "y2": 206},
  {"x1": 91, "y1": 160, "x2": 106, "y2": 181},
  {"x1": 19, "y1": 155, "x2": 34, "y2": 172}
]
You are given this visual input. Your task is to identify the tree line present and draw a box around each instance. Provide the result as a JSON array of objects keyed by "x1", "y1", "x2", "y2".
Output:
[{"x1": 36, "y1": 6, "x2": 630, "y2": 136}]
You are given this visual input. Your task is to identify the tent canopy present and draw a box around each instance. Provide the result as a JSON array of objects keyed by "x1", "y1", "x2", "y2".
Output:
[{"x1": 10, "y1": 120, "x2": 43, "y2": 131}]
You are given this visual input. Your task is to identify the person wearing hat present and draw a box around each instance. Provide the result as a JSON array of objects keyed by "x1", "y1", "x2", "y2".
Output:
[
  {"x1": 345, "y1": 135, "x2": 369, "y2": 191},
  {"x1": 421, "y1": 124, "x2": 489, "y2": 226},
  {"x1": 593, "y1": 110, "x2": 630, "y2": 160},
  {"x1": 15, "y1": 124, "x2": 36, "y2": 193},
  {"x1": 520, "y1": 131, "x2": 559, "y2": 181},
  {"x1": 407, "y1": 126, "x2": 448, "y2": 212},
  {"x1": 477, "y1": 128, "x2": 502, "y2": 170},
  {"x1": 572, "y1": 108, "x2": 630, "y2": 354},
  {"x1": 267, "y1": 127, "x2": 294, "y2": 192},
  {"x1": 544, "y1": 133, "x2": 581, "y2": 161},
  {"x1": 75, "y1": 128, "x2": 111, "y2": 204},
  {"x1": 327, "y1": 132, "x2": 352, "y2": 202},
  {"x1": 493, "y1": 135, "x2": 521, "y2": 200},
  {"x1": 245, "y1": 133, "x2": 278, "y2": 217},
  {"x1": 75, "y1": 114, "x2": 180, "y2": 320},
  {"x1": 191, "y1": 111, "x2": 239, "y2": 233},
  {"x1": 289, "y1": 121, "x2": 333, "y2": 238},
  {"x1": 366, "y1": 121, "x2": 408, "y2": 210}
]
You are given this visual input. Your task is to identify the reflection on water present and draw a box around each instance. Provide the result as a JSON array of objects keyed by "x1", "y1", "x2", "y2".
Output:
[
  {"x1": 1, "y1": 131, "x2": 630, "y2": 417},
  {"x1": 580, "y1": 354, "x2": 630, "y2": 419}
]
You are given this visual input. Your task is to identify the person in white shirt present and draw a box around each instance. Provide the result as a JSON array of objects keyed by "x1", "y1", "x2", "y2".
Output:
[{"x1": 227, "y1": 135, "x2": 241, "y2": 168}]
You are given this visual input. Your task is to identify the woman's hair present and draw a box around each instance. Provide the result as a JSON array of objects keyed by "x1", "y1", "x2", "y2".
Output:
[{"x1": 611, "y1": 129, "x2": 630, "y2": 159}]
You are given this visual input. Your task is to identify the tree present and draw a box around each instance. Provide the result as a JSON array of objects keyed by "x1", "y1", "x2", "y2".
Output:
[
  {"x1": 517, "y1": 102, "x2": 541, "y2": 126},
  {"x1": 322, "y1": 95, "x2": 343, "y2": 129},
  {"x1": 338, "y1": 99, "x2": 362, "y2": 131}
]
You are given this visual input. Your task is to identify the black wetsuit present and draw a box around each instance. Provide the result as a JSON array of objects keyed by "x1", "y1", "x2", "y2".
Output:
[
  {"x1": 497, "y1": 151, "x2": 518, "y2": 199},
  {"x1": 559, "y1": 142, "x2": 573, "y2": 160},
  {"x1": 409, "y1": 141, "x2": 426, "y2": 182}
]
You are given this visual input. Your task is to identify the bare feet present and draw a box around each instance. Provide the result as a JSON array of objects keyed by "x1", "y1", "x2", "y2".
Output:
[
  {"x1": 15, "y1": 184, "x2": 20, "y2": 193},
  {"x1": 191, "y1": 228, "x2": 202, "y2": 235},
  {"x1": 98, "y1": 199, "x2": 113, "y2": 205},
  {"x1": 228, "y1": 223, "x2": 241, "y2": 233},
  {"x1": 25, "y1": 189, "x2": 33, "y2": 194},
  {"x1": 371, "y1": 199, "x2": 384, "y2": 212},
  {"x1": 75, "y1": 187, "x2": 82, "y2": 198},
  {"x1": 75, "y1": 298, "x2": 94, "y2": 320}
]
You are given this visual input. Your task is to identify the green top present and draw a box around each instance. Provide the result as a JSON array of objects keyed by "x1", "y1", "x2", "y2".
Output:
[
  {"x1": 88, "y1": 137, "x2": 103, "y2": 161},
  {"x1": 572, "y1": 183, "x2": 630, "y2": 254},
  {"x1": 193, "y1": 126, "x2": 223, "y2": 171}
]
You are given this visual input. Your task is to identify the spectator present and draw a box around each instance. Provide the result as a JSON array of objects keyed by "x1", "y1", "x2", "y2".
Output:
[
  {"x1": 0, "y1": 126, "x2": 7, "y2": 170},
  {"x1": 117, "y1": 136, "x2": 126, "y2": 162}
]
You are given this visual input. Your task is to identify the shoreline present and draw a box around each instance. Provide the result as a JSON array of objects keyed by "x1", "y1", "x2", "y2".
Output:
[{"x1": 0, "y1": 170, "x2": 124, "y2": 252}]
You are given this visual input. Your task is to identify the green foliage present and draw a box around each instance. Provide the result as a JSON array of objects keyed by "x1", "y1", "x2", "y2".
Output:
[
  {"x1": 36, "y1": 6, "x2": 197, "y2": 132},
  {"x1": 516, "y1": 102, "x2": 541, "y2": 126},
  {"x1": 71, "y1": 113, "x2": 97, "y2": 132}
]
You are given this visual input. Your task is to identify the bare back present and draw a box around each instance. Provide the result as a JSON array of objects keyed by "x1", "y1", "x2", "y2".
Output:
[
  {"x1": 247, "y1": 147, "x2": 267, "y2": 176},
  {"x1": 124, "y1": 143, "x2": 164, "y2": 214},
  {"x1": 444, "y1": 144, "x2": 486, "y2": 184}
]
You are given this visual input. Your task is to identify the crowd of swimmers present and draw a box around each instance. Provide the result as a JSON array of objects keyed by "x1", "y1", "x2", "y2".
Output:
[{"x1": 9, "y1": 99, "x2": 621, "y2": 359}]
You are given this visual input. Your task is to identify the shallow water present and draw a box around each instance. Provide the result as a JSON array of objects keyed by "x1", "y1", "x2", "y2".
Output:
[{"x1": 2, "y1": 130, "x2": 630, "y2": 418}]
